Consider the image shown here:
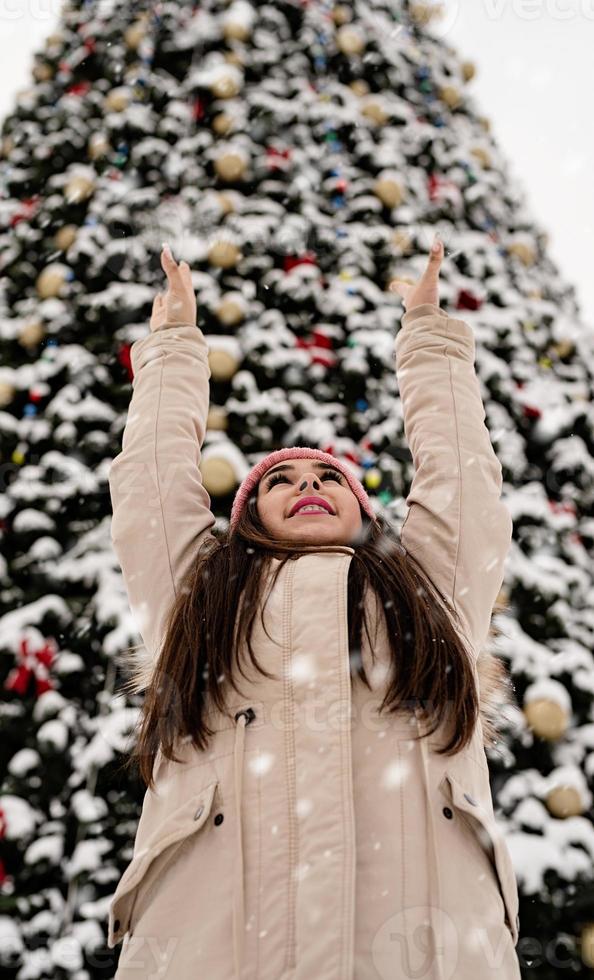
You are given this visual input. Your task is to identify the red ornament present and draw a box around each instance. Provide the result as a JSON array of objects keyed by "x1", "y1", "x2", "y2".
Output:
[
  {"x1": 10, "y1": 195, "x2": 41, "y2": 228},
  {"x1": 455, "y1": 289, "x2": 482, "y2": 312},
  {"x1": 66, "y1": 80, "x2": 92, "y2": 97},
  {"x1": 427, "y1": 172, "x2": 462, "y2": 207},
  {"x1": 522, "y1": 405, "x2": 542, "y2": 420},
  {"x1": 294, "y1": 334, "x2": 336, "y2": 370},
  {"x1": 192, "y1": 96, "x2": 206, "y2": 122},
  {"x1": 4, "y1": 636, "x2": 58, "y2": 698},
  {"x1": 283, "y1": 252, "x2": 318, "y2": 273},
  {"x1": 310, "y1": 330, "x2": 333, "y2": 350},
  {"x1": 266, "y1": 146, "x2": 292, "y2": 172}
]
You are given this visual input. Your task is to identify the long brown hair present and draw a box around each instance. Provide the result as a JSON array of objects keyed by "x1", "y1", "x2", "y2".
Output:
[{"x1": 118, "y1": 493, "x2": 480, "y2": 791}]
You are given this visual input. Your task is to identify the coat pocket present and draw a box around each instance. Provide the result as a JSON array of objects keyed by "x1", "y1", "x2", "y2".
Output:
[
  {"x1": 107, "y1": 780, "x2": 219, "y2": 949},
  {"x1": 441, "y1": 771, "x2": 520, "y2": 946}
]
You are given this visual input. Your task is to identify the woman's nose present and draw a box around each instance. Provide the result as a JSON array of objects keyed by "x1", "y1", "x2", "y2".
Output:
[{"x1": 299, "y1": 476, "x2": 320, "y2": 490}]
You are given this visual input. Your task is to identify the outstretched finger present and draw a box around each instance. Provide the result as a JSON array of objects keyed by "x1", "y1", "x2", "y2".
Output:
[
  {"x1": 161, "y1": 244, "x2": 183, "y2": 280},
  {"x1": 419, "y1": 237, "x2": 443, "y2": 278},
  {"x1": 429, "y1": 235, "x2": 443, "y2": 262}
]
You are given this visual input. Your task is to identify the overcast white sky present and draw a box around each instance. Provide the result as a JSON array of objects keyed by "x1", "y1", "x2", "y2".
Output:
[{"x1": 1, "y1": 0, "x2": 593, "y2": 324}]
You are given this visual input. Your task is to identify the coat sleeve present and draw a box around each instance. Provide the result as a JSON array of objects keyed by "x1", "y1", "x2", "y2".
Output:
[
  {"x1": 394, "y1": 302, "x2": 513, "y2": 658},
  {"x1": 109, "y1": 322, "x2": 217, "y2": 664}
]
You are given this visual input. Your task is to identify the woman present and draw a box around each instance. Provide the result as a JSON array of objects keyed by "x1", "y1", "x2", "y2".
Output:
[{"x1": 107, "y1": 240, "x2": 521, "y2": 980}]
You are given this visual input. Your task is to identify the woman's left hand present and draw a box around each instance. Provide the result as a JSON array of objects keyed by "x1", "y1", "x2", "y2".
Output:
[{"x1": 389, "y1": 235, "x2": 444, "y2": 313}]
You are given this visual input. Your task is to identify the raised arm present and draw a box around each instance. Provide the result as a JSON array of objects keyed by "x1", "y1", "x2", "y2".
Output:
[
  {"x1": 109, "y1": 251, "x2": 216, "y2": 672},
  {"x1": 391, "y1": 246, "x2": 512, "y2": 658}
]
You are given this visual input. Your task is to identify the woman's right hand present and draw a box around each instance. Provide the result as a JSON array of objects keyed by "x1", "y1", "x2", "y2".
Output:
[
  {"x1": 150, "y1": 244, "x2": 197, "y2": 331},
  {"x1": 389, "y1": 235, "x2": 444, "y2": 314}
]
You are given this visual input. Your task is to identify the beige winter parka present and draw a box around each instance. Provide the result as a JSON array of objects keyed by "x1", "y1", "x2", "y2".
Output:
[{"x1": 106, "y1": 303, "x2": 521, "y2": 980}]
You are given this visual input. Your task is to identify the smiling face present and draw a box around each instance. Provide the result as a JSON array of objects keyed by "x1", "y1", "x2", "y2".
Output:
[{"x1": 256, "y1": 458, "x2": 364, "y2": 546}]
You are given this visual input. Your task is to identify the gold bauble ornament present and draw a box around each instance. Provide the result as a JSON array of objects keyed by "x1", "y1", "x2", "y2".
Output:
[
  {"x1": 124, "y1": 21, "x2": 147, "y2": 51},
  {"x1": 508, "y1": 241, "x2": 536, "y2": 267},
  {"x1": 1, "y1": 135, "x2": 15, "y2": 158},
  {"x1": 200, "y1": 455, "x2": 236, "y2": 497},
  {"x1": 211, "y1": 67, "x2": 242, "y2": 99},
  {"x1": 524, "y1": 699, "x2": 569, "y2": 741},
  {"x1": 439, "y1": 84, "x2": 463, "y2": 109},
  {"x1": 206, "y1": 405, "x2": 228, "y2": 431},
  {"x1": 88, "y1": 132, "x2": 111, "y2": 160},
  {"x1": 208, "y1": 239, "x2": 242, "y2": 269},
  {"x1": 0, "y1": 381, "x2": 15, "y2": 407},
  {"x1": 336, "y1": 25, "x2": 366, "y2": 56},
  {"x1": 45, "y1": 32, "x2": 65, "y2": 49},
  {"x1": 350, "y1": 79, "x2": 369, "y2": 97},
  {"x1": 216, "y1": 192, "x2": 238, "y2": 215},
  {"x1": 546, "y1": 785, "x2": 583, "y2": 819},
  {"x1": 19, "y1": 319, "x2": 46, "y2": 349},
  {"x1": 332, "y1": 4, "x2": 351, "y2": 25},
  {"x1": 105, "y1": 86, "x2": 131, "y2": 112},
  {"x1": 208, "y1": 348, "x2": 240, "y2": 381},
  {"x1": 33, "y1": 61, "x2": 54, "y2": 83},
  {"x1": 410, "y1": 2, "x2": 441, "y2": 27},
  {"x1": 581, "y1": 923, "x2": 594, "y2": 968},
  {"x1": 461, "y1": 60, "x2": 476, "y2": 82},
  {"x1": 223, "y1": 20, "x2": 252, "y2": 42},
  {"x1": 374, "y1": 174, "x2": 405, "y2": 209},
  {"x1": 224, "y1": 50, "x2": 244, "y2": 67},
  {"x1": 360, "y1": 98, "x2": 388, "y2": 126},
  {"x1": 391, "y1": 228, "x2": 413, "y2": 253},
  {"x1": 216, "y1": 292, "x2": 246, "y2": 326},
  {"x1": 214, "y1": 150, "x2": 247, "y2": 182},
  {"x1": 64, "y1": 172, "x2": 95, "y2": 204},
  {"x1": 470, "y1": 146, "x2": 492, "y2": 169},
  {"x1": 550, "y1": 339, "x2": 575, "y2": 359},
  {"x1": 212, "y1": 112, "x2": 235, "y2": 136},
  {"x1": 54, "y1": 225, "x2": 78, "y2": 252},
  {"x1": 36, "y1": 264, "x2": 69, "y2": 299}
]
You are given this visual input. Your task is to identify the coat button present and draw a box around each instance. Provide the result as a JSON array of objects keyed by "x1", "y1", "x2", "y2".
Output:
[
  {"x1": 114, "y1": 918, "x2": 120, "y2": 931},
  {"x1": 442, "y1": 806, "x2": 453, "y2": 819},
  {"x1": 214, "y1": 813, "x2": 224, "y2": 826},
  {"x1": 463, "y1": 792, "x2": 477, "y2": 806},
  {"x1": 193, "y1": 804, "x2": 204, "y2": 821}
]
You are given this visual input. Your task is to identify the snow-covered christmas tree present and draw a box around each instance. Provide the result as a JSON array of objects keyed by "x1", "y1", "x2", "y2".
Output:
[{"x1": 1, "y1": 0, "x2": 593, "y2": 976}]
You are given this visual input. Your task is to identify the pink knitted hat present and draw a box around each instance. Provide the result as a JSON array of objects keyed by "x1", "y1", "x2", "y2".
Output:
[{"x1": 229, "y1": 447, "x2": 377, "y2": 531}]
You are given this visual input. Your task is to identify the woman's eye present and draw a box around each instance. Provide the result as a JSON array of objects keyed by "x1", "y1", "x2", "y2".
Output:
[{"x1": 265, "y1": 471, "x2": 343, "y2": 490}]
